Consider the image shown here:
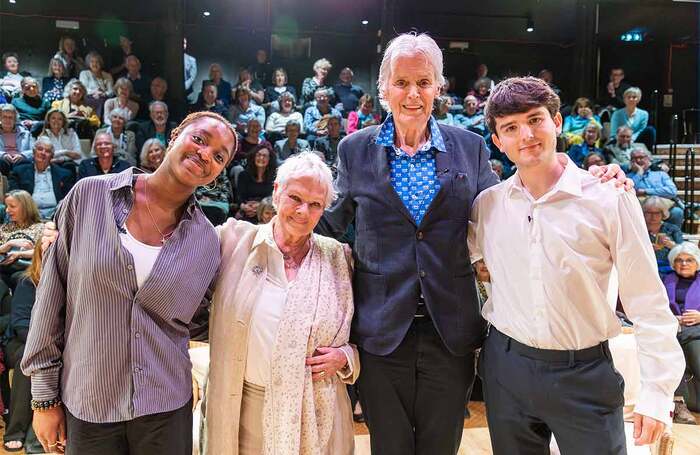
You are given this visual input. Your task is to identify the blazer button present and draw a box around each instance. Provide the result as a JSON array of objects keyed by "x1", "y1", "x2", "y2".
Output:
[
  {"x1": 420, "y1": 270, "x2": 426, "y2": 278},
  {"x1": 416, "y1": 231, "x2": 424, "y2": 240}
]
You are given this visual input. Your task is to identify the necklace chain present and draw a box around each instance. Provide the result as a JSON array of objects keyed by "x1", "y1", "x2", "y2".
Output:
[{"x1": 143, "y1": 177, "x2": 174, "y2": 244}]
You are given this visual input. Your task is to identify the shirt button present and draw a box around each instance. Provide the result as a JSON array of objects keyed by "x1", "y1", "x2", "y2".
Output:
[
  {"x1": 416, "y1": 231, "x2": 424, "y2": 240},
  {"x1": 127, "y1": 264, "x2": 134, "y2": 271},
  {"x1": 134, "y1": 332, "x2": 141, "y2": 338},
  {"x1": 122, "y1": 208, "x2": 128, "y2": 214},
  {"x1": 420, "y1": 270, "x2": 426, "y2": 278},
  {"x1": 134, "y1": 367, "x2": 141, "y2": 373}
]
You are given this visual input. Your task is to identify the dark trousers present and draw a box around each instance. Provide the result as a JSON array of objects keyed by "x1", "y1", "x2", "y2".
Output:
[
  {"x1": 675, "y1": 336, "x2": 700, "y2": 397},
  {"x1": 480, "y1": 329, "x2": 626, "y2": 455},
  {"x1": 358, "y1": 317, "x2": 475, "y2": 455},
  {"x1": 2, "y1": 338, "x2": 41, "y2": 451},
  {"x1": 65, "y1": 399, "x2": 192, "y2": 455}
]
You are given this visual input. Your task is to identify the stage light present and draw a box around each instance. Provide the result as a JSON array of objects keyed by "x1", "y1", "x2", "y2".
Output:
[
  {"x1": 620, "y1": 29, "x2": 644, "y2": 42},
  {"x1": 526, "y1": 17, "x2": 534, "y2": 33},
  {"x1": 9, "y1": 0, "x2": 17, "y2": 4},
  {"x1": 361, "y1": 20, "x2": 369, "y2": 25},
  {"x1": 203, "y1": 11, "x2": 211, "y2": 17}
]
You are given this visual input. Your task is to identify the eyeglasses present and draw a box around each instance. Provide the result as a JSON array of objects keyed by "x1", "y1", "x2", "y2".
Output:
[{"x1": 674, "y1": 258, "x2": 697, "y2": 265}]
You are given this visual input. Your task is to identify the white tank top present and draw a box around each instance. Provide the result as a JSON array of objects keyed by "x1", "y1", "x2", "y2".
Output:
[{"x1": 119, "y1": 227, "x2": 162, "y2": 288}]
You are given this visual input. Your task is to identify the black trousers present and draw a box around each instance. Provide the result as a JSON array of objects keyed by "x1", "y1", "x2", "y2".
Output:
[
  {"x1": 480, "y1": 329, "x2": 627, "y2": 455},
  {"x1": 2, "y1": 338, "x2": 41, "y2": 451},
  {"x1": 358, "y1": 317, "x2": 475, "y2": 455},
  {"x1": 65, "y1": 399, "x2": 192, "y2": 455}
]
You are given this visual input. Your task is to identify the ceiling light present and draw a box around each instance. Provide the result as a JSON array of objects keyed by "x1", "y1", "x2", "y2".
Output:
[
  {"x1": 9, "y1": 0, "x2": 17, "y2": 4},
  {"x1": 203, "y1": 11, "x2": 211, "y2": 17},
  {"x1": 526, "y1": 17, "x2": 534, "y2": 32},
  {"x1": 361, "y1": 20, "x2": 369, "y2": 25}
]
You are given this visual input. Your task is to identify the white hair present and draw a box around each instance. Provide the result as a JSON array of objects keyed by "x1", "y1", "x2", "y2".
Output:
[
  {"x1": 313, "y1": 58, "x2": 332, "y2": 72},
  {"x1": 642, "y1": 196, "x2": 670, "y2": 220},
  {"x1": 624, "y1": 86, "x2": 642, "y2": 100},
  {"x1": 377, "y1": 32, "x2": 445, "y2": 112},
  {"x1": 273, "y1": 151, "x2": 337, "y2": 209},
  {"x1": 669, "y1": 242, "x2": 700, "y2": 268},
  {"x1": 110, "y1": 107, "x2": 130, "y2": 121},
  {"x1": 140, "y1": 138, "x2": 165, "y2": 166}
]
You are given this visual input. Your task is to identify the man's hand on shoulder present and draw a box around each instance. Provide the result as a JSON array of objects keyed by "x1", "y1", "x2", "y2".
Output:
[{"x1": 588, "y1": 163, "x2": 634, "y2": 191}]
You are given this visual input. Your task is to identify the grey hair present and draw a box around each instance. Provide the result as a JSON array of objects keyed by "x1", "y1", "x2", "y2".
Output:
[
  {"x1": 313, "y1": 58, "x2": 332, "y2": 72},
  {"x1": 33, "y1": 136, "x2": 55, "y2": 154},
  {"x1": 377, "y1": 32, "x2": 445, "y2": 112},
  {"x1": 91, "y1": 131, "x2": 114, "y2": 154},
  {"x1": 20, "y1": 76, "x2": 38, "y2": 89},
  {"x1": 0, "y1": 104, "x2": 18, "y2": 128},
  {"x1": 140, "y1": 138, "x2": 165, "y2": 166},
  {"x1": 623, "y1": 86, "x2": 642, "y2": 100},
  {"x1": 273, "y1": 151, "x2": 337, "y2": 209},
  {"x1": 642, "y1": 196, "x2": 670, "y2": 220},
  {"x1": 669, "y1": 242, "x2": 700, "y2": 268},
  {"x1": 630, "y1": 146, "x2": 652, "y2": 159},
  {"x1": 149, "y1": 100, "x2": 169, "y2": 113},
  {"x1": 285, "y1": 120, "x2": 301, "y2": 132},
  {"x1": 278, "y1": 91, "x2": 296, "y2": 104},
  {"x1": 110, "y1": 107, "x2": 131, "y2": 121},
  {"x1": 314, "y1": 88, "x2": 331, "y2": 99}
]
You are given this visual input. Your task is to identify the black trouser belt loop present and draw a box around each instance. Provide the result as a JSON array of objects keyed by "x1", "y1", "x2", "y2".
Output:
[{"x1": 494, "y1": 328, "x2": 608, "y2": 364}]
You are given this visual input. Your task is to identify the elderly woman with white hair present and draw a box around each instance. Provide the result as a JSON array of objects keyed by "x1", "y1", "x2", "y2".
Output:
[
  {"x1": 95, "y1": 107, "x2": 138, "y2": 165},
  {"x1": 139, "y1": 137, "x2": 165, "y2": 172},
  {"x1": 300, "y1": 58, "x2": 336, "y2": 109},
  {"x1": 610, "y1": 86, "x2": 656, "y2": 151},
  {"x1": 643, "y1": 196, "x2": 684, "y2": 274},
  {"x1": 663, "y1": 242, "x2": 700, "y2": 424},
  {"x1": 205, "y1": 151, "x2": 358, "y2": 455}
]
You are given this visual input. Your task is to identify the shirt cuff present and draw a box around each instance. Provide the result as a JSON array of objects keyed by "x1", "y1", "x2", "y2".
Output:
[
  {"x1": 336, "y1": 345, "x2": 353, "y2": 380},
  {"x1": 29, "y1": 368, "x2": 61, "y2": 402},
  {"x1": 634, "y1": 386, "x2": 674, "y2": 427}
]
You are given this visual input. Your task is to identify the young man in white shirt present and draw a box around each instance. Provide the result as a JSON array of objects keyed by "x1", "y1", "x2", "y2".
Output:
[{"x1": 471, "y1": 76, "x2": 685, "y2": 454}]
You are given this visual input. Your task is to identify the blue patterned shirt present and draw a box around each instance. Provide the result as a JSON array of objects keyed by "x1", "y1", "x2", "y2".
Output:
[{"x1": 376, "y1": 115, "x2": 446, "y2": 224}]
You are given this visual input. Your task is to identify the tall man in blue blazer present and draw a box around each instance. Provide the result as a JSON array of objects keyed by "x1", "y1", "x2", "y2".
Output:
[{"x1": 316, "y1": 33, "x2": 499, "y2": 454}]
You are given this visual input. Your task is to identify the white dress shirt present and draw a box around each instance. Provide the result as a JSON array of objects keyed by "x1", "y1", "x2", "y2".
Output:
[{"x1": 469, "y1": 157, "x2": 685, "y2": 425}]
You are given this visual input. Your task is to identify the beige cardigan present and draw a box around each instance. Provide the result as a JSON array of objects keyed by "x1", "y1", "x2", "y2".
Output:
[{"x1": 205, "y1": 218, "x2": 359, "y2": 455}]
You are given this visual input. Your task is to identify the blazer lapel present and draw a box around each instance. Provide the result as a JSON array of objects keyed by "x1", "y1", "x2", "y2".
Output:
[
  {"x1": 371, "y1": 139, "x2": 416, "y2": 226},
  {"x1": 420, "y1": 133, "x2": 453, "y2": 226}
]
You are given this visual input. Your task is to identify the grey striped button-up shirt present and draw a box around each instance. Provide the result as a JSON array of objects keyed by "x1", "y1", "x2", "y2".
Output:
[{"x1": 21, "y1": 168, "x2": 221, "y2": 423}]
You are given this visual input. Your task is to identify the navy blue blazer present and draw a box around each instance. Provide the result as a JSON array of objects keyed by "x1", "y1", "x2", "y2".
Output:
[
  {"x1": 8, "y1": 162, "x2": 75, "y2": 203},
  {"x1": 317, "y1": 124, "x2": 499, "y2": 356}
]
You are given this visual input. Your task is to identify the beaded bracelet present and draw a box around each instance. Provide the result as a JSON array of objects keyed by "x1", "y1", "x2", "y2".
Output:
[{"x1": 31, "y1": 398, "x2": 62, "y2": 412}]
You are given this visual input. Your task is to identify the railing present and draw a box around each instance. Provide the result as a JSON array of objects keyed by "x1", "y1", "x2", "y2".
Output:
[
  {"x1": 652, "y1": 89, "x2": 659, "y2": 155},
  {"x1": 669, "y1": 114, "x2": 679, "y2": 179},
  {"x1": 683, "y1": 146, "x2": 696, "y2": 233}
]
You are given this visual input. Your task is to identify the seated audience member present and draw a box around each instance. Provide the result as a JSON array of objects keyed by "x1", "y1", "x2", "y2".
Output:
[
  {"x1": 489, "y1": 159, "x2": 503, "y2": 180},
  {"x1": 50, "y1": 79, "x2": 101, "y2": 139},
  {"x1": 95, "y1": 108, "x2": 138, "y2": 165},
  {"x1": 604, "y1": 67, "x2": 631, "y2": 109},
  {"x1": 347, "y1": 94, "x2": 379, "y2": 134},
  {"x1": 108, "y1": 35, "x2": 135, "y2": 78},
  {"x1": 643, "y1": 196, "x2": 684, "y2": 275},
  {"x1": 54, "y1": 36, "x2": 85, "y2": 79},
  {"x1": 42, "y1": 58, "x2": 70, "y2": 104},
  {"x1": 8, "y1": 138, "x2": 74, "y2": 219},
  {"x1": 190, "y1": 81, "x2": 228, "y2": 116},
  {"x1": 0, "y1": 53, "x2": 26, "y2": 100},
  {"x1": 274, "y1": 121, "x2": 309, "y2": 161},
  {"x1": 138, "y1": 138, "x2": 166, "y2": 173},
  {"x1": 250, "y1": 49, "x2": 273, "y2": 86},
  {"x1": 265, "y1": 92, "x2": 304, "y2": 141},
  {"x1": 604, "y1": 125, "x2": 645, "y2": 170},
  {"x1": 470, "y1": 77, "x2": 492, "y2": 112},
  {"x1": 467, "y1": 63, "x2": 495, "y2": 96},
  {"x1": 314, "y1": 115, "x2": 344, "y2": 166},
  {"x1": 538, "y1": 69, "x2": 562, "y2": 98},
  {"x1": 237, "y1": 118, "x2": 272, "y2": 163},
  {"x1": 256, "y1": 196, "x2": 276, "y2": 224},
  {"x1": 199, "y1": 63, "x2": 232, "y2": 107},
  {"x1": 138, "y1": 76, "x2": 169, "y2": 120},
  {"x1": 1, "y1": 239, "x2": 44, "y2": 453},
  {"x1": 454, "y1": 95, "x2": 486, "y2": 136},
  {"x1": 229, "y1": 87, "x2": 265, "y2": 135},
  {"x1": 135, "y1": 101, "x2": 175, "y2": 151},
  {"x1": 263, "y1": 68, "x2": 297, "y2": 109},
  {"x1": 628, "y1": 148, "x2": 682, "y2": 226},
  {"x1": 304, "y1": 88, "x2": 341, "y2": 142},
  {"x1": 39, "y1": 109, "x2": 82, "y2": 165},
  {"x1": 236, "y1": 144, "x2": 277, "y2": 223},
  {"x1": 77, "y1": 131, "x2": 130, "y2": 179},
  {"x1": 11, "y1": 77, "x2": 50, "y2": 137},
  {"x1": 195, "y1": 171, "x2": 233, "y2": 226},
  {"x1": 568, "y1": 122, "x2": 603, "y2": 168},
  {"x1": 334, "y1": 67, "x2": 364, "y2": 115},
  {"x1": 0, "y1": 104, "x2": 33, "y2": 174},
  {"x1": 663, "y1": 242, "x2": 700, "y2": 425},
  {"x1": 124, "y1": 55, "x2": 151, "y2": 105},
  {"x1": 441, "y1": 76, "x2": 461, "y2": 105},
  {"x1": 610, "y1": 86, "x2": 656, "y2": 151},
  {"x1": 103, "y1": 77, "x2": 139, "y2": 125},
  {"x1": 301, "y1": 58, "x2": 335, "y2": 108},
  {"x1": 582, "y1": 151, "x2": 606, "y2": 170},
  {"x1": 234, "y1": 68, "x2": 264, "y2": 105},
  {"x1": 562, "y1": 97, "x2": 601, "y2": 147},
  {"x1": 0, "y1": 190, "x2": 43, "y2": 289},
  {"x1": 79, "y1": 51, "x2": 113, "y2": 118},
  {"x1": 433, "y1": 96, "x2": 454, "y2": 126}
]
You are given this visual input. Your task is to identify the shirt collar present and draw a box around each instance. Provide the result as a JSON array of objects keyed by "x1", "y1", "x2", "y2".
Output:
[
  {"x1": 252, "y1": 216, "x2": 276, "y2": 250},
  {"x1": 375, "y1": 114, "x2": 446, "y2": 153},
  {"x1": 507, "y1": 155, "x2": 583, "y2": 200}
]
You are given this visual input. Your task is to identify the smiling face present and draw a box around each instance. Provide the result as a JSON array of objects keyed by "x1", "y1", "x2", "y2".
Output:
[
  {"x1": 315, "y1": 92, "x2": 329, "y2": 110},
  {"x1": 583, "y1": 125, "x2": 599, "y2": 145},
  {"x1": 33, "y1": 142, "x2": 54, "y2": 171},
  {"x1": 254, "y1": 147, "x2": 270, "y2": 169},
  {"x1": 89, "y1": 56, "x2": 102, "y2": 73},
  {"x1": 674, "y1": 253, "x2": 698, "y2": 278},
  {"x1": 0, "y1": 110, "x2": 16, "y2": 131},
  {"x1": 274, "y1": 70, "x2": 286, "y2": 87},
  {"x1": 385, "y1": 53, "x2": 437, "y2": 131},
  {"x1": 273, "y1": 175, "x2": 327, "y2": 239},
  {"x1": 146, "y1": 143, "x2": 165, "y2": 169},
  {"x1": 247, "y1": 119, "x2": 261, "y2": 138},
  {"x1": 164, "y1": 116, "x2": 234, "y2": 186},
  {"x1": 491, "y1": 106, "x2": 562, "y2": 170},
  {"x1": 624, "y1": 92, "x2": 640, "y2": 109},
  {"x1": 4, "y1": 56, "x2": 18, "y2": 74},
  {"x1": 48, "y1": 111, "x2": 66, "y2": 132},
  {"x1": 339, "y1": 68, "x2": 353, "y2": 84},
  {"x1": 203, "y1": 85, "x2": 217, "y2": 105},
  {"x1": 94, "y1": 133, "x2": 115, "y2": 159},
  {"x1": 69, "y1": 84, "x2": 84, "y2": 103},
  {"x1": 51, "y1": 60, "x2": 65, "y2": 78},
  {"x1": 280, "y1": 96, "x2": 294, "y2": 112},
  {"x1": 465, "y1": 97, "x2": 478, "y2": 115},
  {"x1": 111, "y1": 114, "x2": 125, "y2": 133},
  {"x1": 150, "y1": 104, "x2": 168, "y2": 127}
]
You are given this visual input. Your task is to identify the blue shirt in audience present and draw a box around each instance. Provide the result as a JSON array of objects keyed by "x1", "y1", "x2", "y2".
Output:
[
  {"x1": 611, "y1": 108, "x2": 649, "y2": 142},
  {"x1": 376, "y1": 115, "x2": 446, "y2": 225},
  {"x1": 303, "y1": 105, "x2": 341, "y2": 135},
  {"x1": 454, "y1": 112, "x2": 486, "y2": 136},
  {"x1": 568, "y1": 143, "x2": 602, "y2": 168},
  {"x1": 627, "y1": 168, "x2": 678, "y2": 200}
]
